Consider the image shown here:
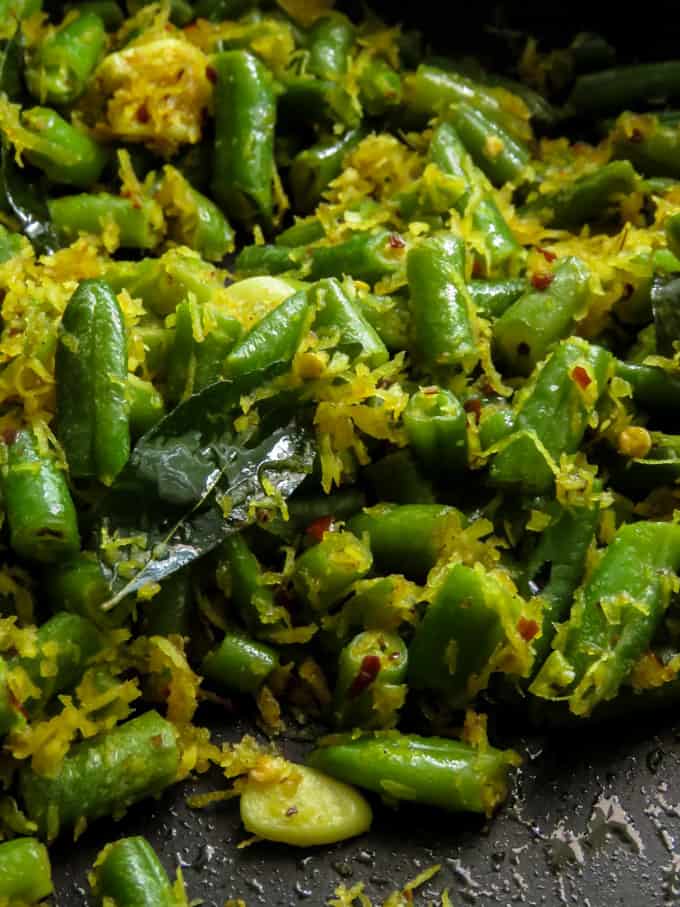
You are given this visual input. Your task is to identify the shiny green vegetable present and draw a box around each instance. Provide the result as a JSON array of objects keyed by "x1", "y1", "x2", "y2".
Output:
[{"x1": 55, "y1": 279, "x2": 130, "y2": 484}]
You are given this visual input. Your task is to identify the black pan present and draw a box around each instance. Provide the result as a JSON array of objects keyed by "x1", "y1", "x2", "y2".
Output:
[{"x1": 53, "y1": 3, "x2": 680, "y2": 903}]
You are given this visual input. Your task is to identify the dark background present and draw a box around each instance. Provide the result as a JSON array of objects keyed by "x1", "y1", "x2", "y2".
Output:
[{"x1": 53, "y1": 1, "x2": 680, "y2": 904}]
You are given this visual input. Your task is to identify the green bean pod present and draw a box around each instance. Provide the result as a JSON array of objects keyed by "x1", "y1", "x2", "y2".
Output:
[
  {"x1": 166, "y1": 299, "x2": 242, "y2": 402},
  {"x1": 569, "y1": 61, "x2": 680, "y2": 114},
  {"x1": 348, "y1": 503, "x2": 464, "y2": 581},
  {"x1": 3, "y1": 428, "x2": 80, "y2": 563},
  {"x1": 493, "y1": 256, "x2": 591, "y2": 376},
  {"x1": 333, "y1": 630, "x2": 407, "y2": 729},
  {"x1": 25, "y1": 11, "x2": 107, "y2": 105},
  {"x1": 291, "y1": 530, "x2": 373, "y2": 614},
  {"x1": 427, "y1": 122, "x2": 521, "y2": 275},
  {"x1": 615, "y1": 360, "x2": 680, "y2": 412},
  {"x1": 289, "y1": 128, "x2": 363, "y2": 213},
  {"x1": 358, "y1": 58, "x2": 402, "y2": 117},
  {"x1": 449, "y1": 103, "x2": 530, "y2": 187},
  {"x1": 0, "y1": 224, "x2": 24, "y2": 263},
  {"x1": 212, "y1": 50, "x2": 276, "y2": 229},
  {"x1": 157, "y1": 166, "x2": 234, "y2": 262},
  {"x1": 20, "y1": 710, "x2": 179, "y2": 841},
  {"x1": 531, "y1": 522, "x2": 680, "y2": 716},
  {"x1": 520, "y1": 491, "x2": 601, "y2": 674},
  {"x1": 355, "y1": 292, "x2": 410, "y2": 353},
  {"x1": 92, "y1": 836, "x2": 178, "y2": 907},
  {"x1": 404, "y1": 387, "x2": 468, "y2": 476},
  {"x1": 0, "y1": 838, "x2": 53, "y2": 904},
  {"x1": 46, "y1": 553, "x2": 129, "y2": 628},
  {"x1": 409, "y1": 564, "x2": 537, "y2": 707},
  {"x1": 407, "y1": 232, "x2": 477, "y2": 372},
  {"x1": 224, "y1": 289, "x2": 312, "y2": 385},
  {"x1": 127, "y1": 374, "x2": 165, "y2": 437},
  {"x1": 311, "y1": 278, "x2": 389, "y2": 367},
  {"x1": 12, "y1": 611, "x2": 102, "y2": 714},
  {"x1": 55, "y1": 278, "x2": 130, "y2": 484},
  {"x1": 364, "y1": 450, "x2": 436, "y2": 505},
  {"x1": 140, "y1": 570, "x2": 193, "y2": 638},
  {"x1": 235, "y1": 243, "x2": 297, "y2": 277},
  {"x1": 490, "y1": 339, "x2": 612, "y2": 493},
  {"x1": 469, "y1": 278, "x2": 528, "y2": 319},
  {"x1": 49, "y1": 193, "x2": 165, "y2": 249},
  {"x1": 309, "y1": 731, "x2": 517, "y2": 815},
  {"x1": 307, "y1": 228, "x2": 406, "y2": 285},
  {"x1": 613, "y1": 116, "x2": 680, "y2": 180},
  {"x1": 20, "y1": 106, "x2": 109, "y2": 188},
  {"x1": 217, "y1": 534, "x2": 281, "y2": 636},
  {"x1": 201, "y1": 630, "x2": 279, "y2": 695},
  {"x1": 522, "y1": 160, "x2": 638, "y2": 229}
]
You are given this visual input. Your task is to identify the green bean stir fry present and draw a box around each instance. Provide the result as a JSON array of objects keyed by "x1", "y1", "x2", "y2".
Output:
[{"x1": 1, "y1": 0, "x2": 680, "y2": 902}]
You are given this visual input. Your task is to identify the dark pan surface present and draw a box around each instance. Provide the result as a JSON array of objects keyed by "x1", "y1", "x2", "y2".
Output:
[
  {"x1": 51, "y1": 3, "x2": 680, "y2": 903},
  {"x1": 53, "y1": 710, "x2": 680, "y2": 905}
]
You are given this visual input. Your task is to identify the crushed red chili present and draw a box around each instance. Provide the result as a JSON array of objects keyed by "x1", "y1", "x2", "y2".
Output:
[
  {"x1": 531, "y1": 272, "x2": 554, "y2": 291},
  {"x1": 349, "y1": 655, "x2": 381, "y2": 698},
  {"x1": 518, "y1": 617, "x2": 539, "y2": 642},
  {"x1": 571, "y1": 365, "x2": 592, "y2": 390},
  {"x1": 306, "y1": 515, "x2": 334, "y2": 542}
]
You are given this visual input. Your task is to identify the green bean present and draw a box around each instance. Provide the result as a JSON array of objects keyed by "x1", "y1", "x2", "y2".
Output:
[
  {"x1": 55, "y1": 278, "x2": 130, "y2": 484},
  {"x1": 19, "y1": 106, "x2": 109, "y2": 188},
  {"x1": 0, "y1": 838, "x2": 53, "y2": 904},
  {"x1": 449, "y1": 103, "x2": 530, "y2": 187},
  {"x1": 127, "y1": 374, "x2": 165, "y2": 437},
  {"x1": 291, "y1": 531, "x2": 373, "y2": 614},
  {"x1": 158, "y1": 167, "x2": 234, "y2": 262},
  {"x1": 428, "y1": 122, "x2": 521, "y2": 274},
  {"x1": 289, "y1": 128, "x2": 363, "y2": 213},
  {"x1": 490, "y1": 339, "x2": 612, "y2": 493},
  {"x1": 20, "y1": 710, "x2": 179, "y2": 841},
  {"x1": 615, "y1": 360, "x2": 680, "y2": 411},
  {"x1": 0, "y1": 223, "x2": 24, "y2": 263},
  {"x1": 49, "y1": 193, "x2": 165, "y2": 249},
  {"x1": 224, "y1": 289, "x2": 312, "y2": 385},
  {"x1": 309, "y1": 731, "x2": 517, "y2": 815},
  {"x1": 409, "y1": 564, "x2": 536, "y2": 707},
  {"x1": 349, "y1": 503, "x2": 463, "y2": 581},
  {"x1": 493, "y1": 256, "x2": 591, "y2": 376},
  {"x1": 569, "y1": 62, "x2": 680, "y2": 114},
  {"x1": 217, "y1": 534, "x2": 281, "y2": 636},
  {"x1": 3, "y1": 428, "x2": 80, "y2": 563},
  {"x1": 25, "y1": 11, "x2": 107, "y2": 105},
  {"x1": 469, "y1": 278, "x2": 528, "y2": 319},
  {"x1": 407, "y1": 232, "x2": 477, "y2": 372},
  {"x1": 613, "y1": 116, "x2": 680, "y2": 179},
  {"x1": 311, "y1": 277, "x2": 388, "y2": 367},
  {"x1": 358, "y1": 58, "x2": 402, "y2": 117},
  {"x1": 201, "y1": 630, "x2": 279, "y2": 695},
  {"x1": 333, "y1": 630, "x2": 407, "y2": 729},
  {"x1": 308, "y1": 228, "x2": 406, "y2": 285},
  {"x1": 211, "y1": 50, "x2": 276, "y2": 229},
  {"x1": 364, "y1": 449, "x2": 436, "y2": 505},
  {"x1": 235, "y1": 243, "x2": 297, "y2": 277},
  {"x1": 140, "y1": 570, "x2": 193, "y2": 638},
  {"x1": 532, "y1": 522, "x2": 680, "y2": 716},
  {"x1": 92, "y1": 836, "x2": 178, "y2": 907},
  {"x1": 521, "y1": 160, "x2": 638, "y2": 229},
  {"x1": 355, "y1": 291, "x2": 410, "y2": 352},
  {"x1": 404, "y1": 386, "x2": 468, "y2": 476}
]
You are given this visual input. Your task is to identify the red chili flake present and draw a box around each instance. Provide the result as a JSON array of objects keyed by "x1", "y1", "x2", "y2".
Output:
[
  {"x1": 306, "y1": 515, "x2": 334, "y2": 542},
  {"x1": 9, "y1": 692, "x2": 27, "y2": 721},
  {"x1": 388, "y1": 233, "x2": 406, "y2": 249},
  {"x1": 517, "y1": 617, "x2": 539, "y2": 641},
  {"x1": 1, "y1": 428, "x2": 17, "y2": 445},
  {"x1": 630, "y1": 128, "x2": 644, "y2": 144},
  {"x1": 349, "y1": 655, "x2": 381, "y2": 698},
  {"x1": 570, "y1": 365, "x2": 592, "y2": 390},
  {"x1": 150, "y1": 734, "x2": 164, "y2": 748},
  {"x1": 531, "y1": 272, "x2": 554, "y2": 291},
  {"x1": 422, "y1": 385, "x2": 440, "y2": 396},
  {"x1": 206, "y1": 65, "x2": 217, "y2": 84},
  {"x1": 285, "y1": 805, "x2": 299, "y2": 817},
  {"x1": 135, "y1": 103, "x2": 150, "y2": 124},
  {"x1": 537, "y1": 246, "x2": 557, "y2": 263},
  {"x1": 463, "y1": 398, "x2": 482, "y2": 423},
  {"x1": 471, "y1": 257, "x2": 484, "y2": 278}
]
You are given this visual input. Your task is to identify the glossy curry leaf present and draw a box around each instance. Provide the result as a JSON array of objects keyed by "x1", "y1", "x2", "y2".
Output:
[
  {"x1": 97, "y1": 380, "x2": 315, "y2": 609},
  {"x1": 1, "y1": 142, "x2": 61, "y2": 255}
]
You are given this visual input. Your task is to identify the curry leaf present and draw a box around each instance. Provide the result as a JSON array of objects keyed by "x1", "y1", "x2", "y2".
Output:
[
  {"x1": 1, "y1": 143, "x2": 61, "y2": 255},
  {"x1": 97, "y1": 380, "x2": 315, "y2": 609}
]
